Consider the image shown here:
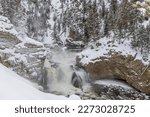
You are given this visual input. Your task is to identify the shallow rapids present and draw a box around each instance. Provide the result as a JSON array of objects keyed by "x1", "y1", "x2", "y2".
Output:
[{"x1": 40, "y1": 47, "x2": 150, "y2": 100}]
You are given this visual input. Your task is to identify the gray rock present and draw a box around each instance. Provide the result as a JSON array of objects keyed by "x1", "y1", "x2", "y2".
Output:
[
  {"x1": 92, "y1": 83, "x2": 150, "y2": 100},
  {"x1": 71, "y1": 72, "x2": 83, "y2": 89}
]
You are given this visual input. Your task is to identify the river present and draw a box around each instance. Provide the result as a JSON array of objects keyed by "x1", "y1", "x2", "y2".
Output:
[{"x1": 42, "y1": 47, "x2": 150, "y2": 100}]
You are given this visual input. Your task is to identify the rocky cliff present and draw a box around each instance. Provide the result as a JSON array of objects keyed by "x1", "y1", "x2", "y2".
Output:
[
  {"x1": 76, "y1": 36, "x2": 150, "y2": 94},
  {"x1": 0, "y1": 15, "x2": 47, "y2": 85}
]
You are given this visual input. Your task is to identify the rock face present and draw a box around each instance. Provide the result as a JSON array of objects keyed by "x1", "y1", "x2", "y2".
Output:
[
  {"x1": 0, "y1": 15, "x2": 47, "y2": 84},
  {"x1": 92, "y1": 83, "x2": 150, "y2": 100},
  {"x1": 76, "y1": 54, "x2": 150, "y2": 94}
]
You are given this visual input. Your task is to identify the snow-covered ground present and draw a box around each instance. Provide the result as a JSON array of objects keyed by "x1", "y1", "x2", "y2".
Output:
[
  {"x1": 94, "y1": 79, "x2": 133, "y2": 90},
  {"x1": 0, "y1": 64, "x2": 80, "y2": 100},
  {"x1": 77, "y1": 34, "x2": 149, "y2": 65}
]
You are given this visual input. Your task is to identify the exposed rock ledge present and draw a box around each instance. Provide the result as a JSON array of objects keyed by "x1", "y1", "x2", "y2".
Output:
[
  {"x1": 0, "y1": 15, "x2": 47, "y2": 85},
  {"x1": 76, "y1": 54, "x2": 150, "y2": 94}
]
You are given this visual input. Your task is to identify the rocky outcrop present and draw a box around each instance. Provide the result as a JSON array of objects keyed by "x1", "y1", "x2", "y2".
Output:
[
  {"x1": 12, "y1": 41, "x2": 46, "y2": 82},
  {"x1": 0, "y1": 15, "x2": 47, "y2": 84},
  {"x1": 76, "y1": 54, "x2": 150, "y2": 94},
  {"x1": 92, "y1": 83, "x2": 150, "y2": 100},
  {"x1": 66, "y1": 39, "x2": 85, "y2": 49}
]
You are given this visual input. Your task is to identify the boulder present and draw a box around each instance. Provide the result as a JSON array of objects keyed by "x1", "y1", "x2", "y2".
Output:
[
  {"x1": 71, "y1": 72, "x2": 83, "y2": 89},
  {"x1": 66, "y1": 38, "x2": 85, "y2": 49},
  {"x1": 76, "y1": 54, "x2": 150, "y2": 94},
  {"x1": 92, "y1": 83, "x2": 150, "y2": 100}
]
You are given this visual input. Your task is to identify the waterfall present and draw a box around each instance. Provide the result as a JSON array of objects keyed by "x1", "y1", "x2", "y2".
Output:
[
  {"x1": 41, "y1": 47, "x2": 149, "y2": 100},
  {"x1": 43, "y1": 48, "x2": 86, "y2": 96}
]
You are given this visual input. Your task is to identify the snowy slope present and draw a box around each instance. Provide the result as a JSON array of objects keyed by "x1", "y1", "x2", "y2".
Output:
[
  {"x1": 0, "y1": 64, "x2": 80, "y2": 100},
  {"x1": 77, "y1": 35, "x2": 149, "y2": 65}
]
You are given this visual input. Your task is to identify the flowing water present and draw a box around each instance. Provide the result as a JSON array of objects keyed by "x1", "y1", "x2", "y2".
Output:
[
  {"x1": 42, "y1": 47, "x2": 150, "y2": 100},
  {"x1": 44, "y1": 47, "x2": 91, "y2": 97}
]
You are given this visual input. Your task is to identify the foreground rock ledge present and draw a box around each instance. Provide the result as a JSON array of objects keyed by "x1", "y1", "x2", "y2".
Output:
[{"x1": 76, "y1": 54, "x2": 150, "y2": 94}]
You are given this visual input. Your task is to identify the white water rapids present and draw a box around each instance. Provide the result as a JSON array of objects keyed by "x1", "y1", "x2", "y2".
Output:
[
  {"x1": 41, "y1": 47, "x2": 146, "y2": 100},
  {"x1": 44, "y1": 47, "x2": 91, "y2": 96}
]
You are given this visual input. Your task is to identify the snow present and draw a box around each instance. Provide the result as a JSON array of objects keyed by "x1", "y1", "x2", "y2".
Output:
[
  {"x1": 135, "y1": 1, "x2": 150, "y2": 17},
  {"x1": 77, "y1": 34, "x2": 149, "y2": 65},
  {"x1": 0, "y1": 64, "x2": 80, "y2": 100},
  {"x1": 43, "y1": 28, "x2": 54, "y2": 46},
  {"x1": 51, "y1": 0, "x2": 61, "y2": 10},
  {"x1": 94, "y1": 79, "x2": 133, "y2": 89},
  {"x1": 0, "y1": 0, "x2": 149, "y2": 100},
  {"x1": 0, "y1": 15, "x2": 17, "y2": 35},
  {"x1": 141, "y1": 20, "x2": 150, "y2": 28},
  {"x1": 17, "y1": 33, "x2": 44, "y2": 47},
  {"x1": 69, "y1": 95, "x2": 81, "y2": 100},
  {"x1": 0, "y1": 15, "x2": 44, "y2": 48}
]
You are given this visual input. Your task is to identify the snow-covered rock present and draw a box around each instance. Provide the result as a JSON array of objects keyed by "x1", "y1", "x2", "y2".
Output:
[
  {"x1": 0, "y1": 15, "x2": 47, "y2": 84},
  {"x1": 0, "y1": 15, "x2": 17, "y2": 35},
  {"x1": 133, "y1": 1, "x2": 150, "y2": 17},
  {"x1": 66, "y1": 38, "x2": 85, "y2": 49},
  {"x1": 76, "y1": 37, "x2": 150, "y2": 94},
  {"x1": 92, "y1": 79, "x2": 150, "y2": 100},
  {"x1": 77, "y1": 37, "x2": 149, "y2": 65},
  {"x1": 0, "y1": 63, "x2": 80, "y2": 100}
]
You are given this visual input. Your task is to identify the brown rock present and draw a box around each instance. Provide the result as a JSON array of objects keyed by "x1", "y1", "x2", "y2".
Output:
[{"x1": 76, "y1": 54, "x2": 150, "y2": 94}]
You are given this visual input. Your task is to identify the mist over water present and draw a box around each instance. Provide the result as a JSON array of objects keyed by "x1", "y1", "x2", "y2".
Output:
[
  {"x1": 42, "y1": 47, "x2": 149, "y2": 100},
  {"x1": 44, "y1": 47, "x2": 87, "y2": 96}
]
